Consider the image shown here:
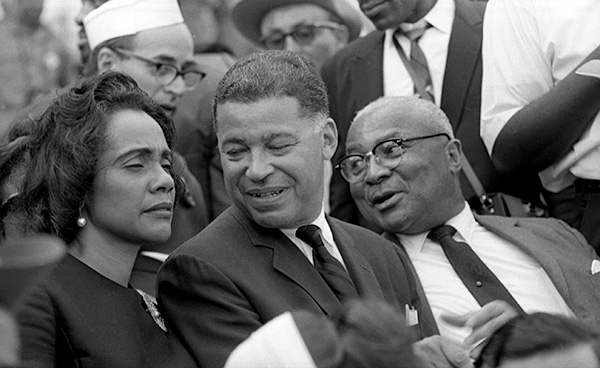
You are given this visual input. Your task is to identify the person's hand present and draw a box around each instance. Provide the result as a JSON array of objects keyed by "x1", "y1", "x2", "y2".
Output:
[
  {"x1": 441, "y1": 300, "x2": 519, "y2": 358},
  {"x1": 412, "y1": 335, "x2": 473, "y2": 368}
]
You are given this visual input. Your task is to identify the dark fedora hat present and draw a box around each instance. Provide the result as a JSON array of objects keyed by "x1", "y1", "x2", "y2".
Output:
[{"x1": 231, "y1": 0, "x2": 363, "y2": 45}]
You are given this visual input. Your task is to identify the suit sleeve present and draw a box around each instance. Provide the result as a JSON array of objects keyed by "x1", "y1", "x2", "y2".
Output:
[
  {"x1": 157, "y1": 254, "x2": 263, "y2": 368},
  {"x1": 16, "y1": 286, "x2": 58, "y2": 368}
]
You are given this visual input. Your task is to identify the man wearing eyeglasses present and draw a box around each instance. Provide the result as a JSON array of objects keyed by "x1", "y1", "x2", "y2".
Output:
[
  {"x1": 231, "y1": 0, "x2": 363, "y2": 73},
  {"x1": 343, "y1": 96, "x2": 600, "y2": 358},
  {"x1": 322, "y1": 0, "x2": 543, "y2": 232}
]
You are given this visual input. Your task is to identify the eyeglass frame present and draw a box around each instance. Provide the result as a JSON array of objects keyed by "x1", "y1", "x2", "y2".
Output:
[
  {"x1": 260, "y1": 21, "x2": 343, "y2": 50},
  {"x1": 112, "y1": 48, "x2": 206, "y2": 88},
  {"x1": 335, "y1": 133, "x2": 451, "y2": 184}
]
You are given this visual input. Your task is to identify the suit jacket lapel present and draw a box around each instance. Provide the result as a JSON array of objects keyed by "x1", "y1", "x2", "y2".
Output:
[
  {"x1": 475, "y1": 215, "x2": 570, "y2": 301},
  {"x1": 349, "y1": 32, "x2": 386, "y2": 109},
  {"x1": 327, "y1": 216, "x2": 385, "y2": 299},
  {"x1": 383, "y1": 232, "x2": 440, "y2": 337},
  {"x1": 441, "y1": 0, "x2": 484, "y2": 131},
  {"x1": 231, "y1": 207, "x2": 341, "y2": 315}
]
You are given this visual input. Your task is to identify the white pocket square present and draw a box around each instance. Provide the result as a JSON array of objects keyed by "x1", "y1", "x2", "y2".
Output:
[{"x1": 591, "y1": 260, "x2": 600, "y2": 275}]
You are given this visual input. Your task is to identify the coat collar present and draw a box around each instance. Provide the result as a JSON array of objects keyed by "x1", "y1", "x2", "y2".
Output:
[{"x1": 229, "y1": 206, "x2": 384, "y2": 315}]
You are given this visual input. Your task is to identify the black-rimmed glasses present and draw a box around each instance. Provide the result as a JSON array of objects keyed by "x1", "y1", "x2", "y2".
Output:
[
  {"x1": 335, "y1": 133, "x2": 450, "y2": 183},
  {"x1": 260, "y1": 21, "x2": 342, "y2": 50},
  {"x1": 114, "y1": 48, "x2": 206, "y2": 88}
]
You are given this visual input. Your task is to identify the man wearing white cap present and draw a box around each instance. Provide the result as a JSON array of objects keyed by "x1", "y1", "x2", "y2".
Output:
[
  {"x1": 83, "y1": 0, "x2": 210, "y2": 297},
  {"x1": 84, "y1": 0, "x2": 203, "y2": 118},
  {"x1": 231, "y1": 0, "x2": 364, "y2": 73}
]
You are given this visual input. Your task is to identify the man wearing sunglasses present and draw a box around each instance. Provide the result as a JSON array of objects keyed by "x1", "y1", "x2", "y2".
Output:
[
  {"x1": 344, "y1": 96, "x2": 600, "y2": 359},
  {"x1": 231, "y1": 0, "x2": 363, "y2": 72}
]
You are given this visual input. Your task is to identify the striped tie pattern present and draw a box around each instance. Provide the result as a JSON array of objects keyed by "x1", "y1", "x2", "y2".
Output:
[{"x1": 296, "y1": 225, "x2": 358, "y2": 302}]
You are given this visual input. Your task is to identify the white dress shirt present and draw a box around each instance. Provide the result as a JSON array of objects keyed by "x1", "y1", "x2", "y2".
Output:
[
  {"x1": 281, "y1": 208, "x2": 347, "y2": 269},
  {"x1": 397, "y1": 203, "x2": 574, "y2": 344},
  {"x1": 382, "y1": 0, "x2": 454, "y2": 105},
  {"x1": 481, "y1": 0, "x2": 600, "y2": 192}
]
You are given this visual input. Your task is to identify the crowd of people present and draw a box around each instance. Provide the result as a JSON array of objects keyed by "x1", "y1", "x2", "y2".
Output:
[{"x1": 1, "y1": 0, "x2": 599, "y2": 367}]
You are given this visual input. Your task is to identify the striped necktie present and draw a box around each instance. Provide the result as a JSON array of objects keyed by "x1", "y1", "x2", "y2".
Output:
[
  {"x1": 296, "y1": 225, "x2": 358, "y2": 302},
  {"x1": 394, "y1": 23, "x2": 435, "y2": 102}
]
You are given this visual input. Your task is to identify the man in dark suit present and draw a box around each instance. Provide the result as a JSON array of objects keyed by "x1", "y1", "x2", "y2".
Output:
[
  {"x1": 322, "y1": 0, "x2": 541, "y2": 229},
  {"x1": 156, "y1": 51, "x2": 500, "y2": 368},
  {"x1": 343, "y1": 96, "x2": 600, "y2": 351}
]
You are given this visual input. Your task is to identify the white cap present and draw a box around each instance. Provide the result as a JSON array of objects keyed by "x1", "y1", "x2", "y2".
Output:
[{"x1": 84, "y1": 0, "x2": 184, "y2": 51}]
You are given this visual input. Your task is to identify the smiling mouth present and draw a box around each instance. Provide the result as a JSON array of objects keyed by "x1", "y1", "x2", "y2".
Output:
[{"x1": 248, "y1": 189, "x2": 285, "y2": 199}]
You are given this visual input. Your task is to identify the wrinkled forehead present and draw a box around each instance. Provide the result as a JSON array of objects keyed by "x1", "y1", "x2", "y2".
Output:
[
  {"x1": 347, "y1": 104, "x2": 431, "y2": 151},
  {"x1": 130, "y1": 23, "x2": 194, "y2": 61}
]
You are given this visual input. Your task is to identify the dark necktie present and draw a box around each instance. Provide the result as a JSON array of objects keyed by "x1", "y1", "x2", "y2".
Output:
[
  {"x1": 427, "y1": 225, "x2": 525, "y2": 314},
  {"x1": 296, "y1": 225, "x2": 358, "y2": 302},
  {"x1": 393, "y1": 26, "x2": 435, "y2": 103}
]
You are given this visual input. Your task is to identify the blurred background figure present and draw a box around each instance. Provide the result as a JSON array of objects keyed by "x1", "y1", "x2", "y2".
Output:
[
  {"x1": 231, "y1": 0, "x2": 363, "y2": 73},
  {"x1": 9, "y1": 71, "x2": 194, "y2": 367},
  {"x1": 480, "y1": 0, "x2": 600, "y2": 254},
  {"x1": 476, "y1": 312, "x2": 600, "y2": 368},
  {"x1": 174, "y1": 0, "x2": 237, "y2": 220},
  {"x1": 225, "y1": 299, "x2": 423, "y2": 368},
  {"x1": 0, "y1": 235, "x2": 66, "y2": 368},
  {"x1": 0, "y1": 0, "x2": 76, "y2": 137}
]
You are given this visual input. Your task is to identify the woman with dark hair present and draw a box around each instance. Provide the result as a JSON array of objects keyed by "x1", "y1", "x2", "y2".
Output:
[{"x1": 8, "y1": 71, "x2": 194, "y2": 367}]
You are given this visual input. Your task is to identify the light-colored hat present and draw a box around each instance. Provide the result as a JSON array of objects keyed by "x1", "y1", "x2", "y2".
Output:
[
  {"x1": 231, "y1": 0, "x2": 363, "y2": 45},
  {"x1": 84, "y1": 0, "x2": 185, "y2": 51},
  {"x1": 224, "y1": 311, "x2": 344, "y2": 368}
]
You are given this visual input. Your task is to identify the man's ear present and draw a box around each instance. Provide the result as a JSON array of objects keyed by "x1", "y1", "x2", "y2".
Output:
[
  {"x1": 322, "y1": 118, "x2": 338, "y2": 161},
  {"x1": 446, "y1": 138, "x2": 463, "y2": 174},
  {"x1": 333, "y1": 24, "x2": 350, "y2": 44},
  {"x1": 96, "y1": 47, "x2": 120, "y2": 72}
]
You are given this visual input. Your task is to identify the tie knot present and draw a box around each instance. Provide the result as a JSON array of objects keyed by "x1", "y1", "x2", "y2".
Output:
[
  {"x1": 296, "y1": 225, "x2": 325, "y2": 250},
  {"x1": 397, "y1": 20, "x2": 430, "y2": 41},
  {"x1": 427, "y1": 225, "x2": 457, "y2": 243}
]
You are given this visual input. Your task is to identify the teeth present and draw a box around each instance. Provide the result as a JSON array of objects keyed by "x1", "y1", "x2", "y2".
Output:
[{"x1": 251, "y1": 189, "x2": 284, "y2": 198}]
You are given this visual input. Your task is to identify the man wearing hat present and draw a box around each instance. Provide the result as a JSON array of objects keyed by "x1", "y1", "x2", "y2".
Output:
[{"x1": 231, "y1": 0, "x2": 363, "y2": 73}]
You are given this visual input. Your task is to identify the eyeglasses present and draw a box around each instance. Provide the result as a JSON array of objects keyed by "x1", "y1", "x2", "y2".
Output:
[
  {"x1": 335, "y1": 133, "x2": 450, "y2": 183},
  {"x1": 114, "y1": 48, "x2": 206, "y2": 88},
  {"x1": 260, "y1": 21, "x2": 342, "y2": 50}
]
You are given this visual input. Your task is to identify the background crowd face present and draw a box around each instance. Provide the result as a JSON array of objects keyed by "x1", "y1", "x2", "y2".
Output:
[
  {"x1": 217, "y1": 96, "x2": 337, "y2": 229},
  {"x1": 84, "y1": 109, "x2": 175, "y2": 246},
  {"x1": 346, "y1": 102, "x2": 461, "y2": 234},
  {"x1": 100, "y1": 24, "x2": 195, "y2": 117},
  {"x1": 260, "y1": 4, "x2": 348, "y2": 72}
]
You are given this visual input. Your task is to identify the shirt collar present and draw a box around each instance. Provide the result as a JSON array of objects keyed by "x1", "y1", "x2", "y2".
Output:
[
  {"x1": 396, "y1": 201, "x2": 473, "y2": 253},
  {"x1": 396, "y1": 0, "x2": 454, "y2": 35},
  {"x1": 281, "y1": 207, "x2": 334, "y2": 245}
]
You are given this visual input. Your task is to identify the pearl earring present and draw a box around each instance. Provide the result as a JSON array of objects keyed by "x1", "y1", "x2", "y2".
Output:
[{"x1": 77, "y1": 216, "x2": 86, "y2": 227}]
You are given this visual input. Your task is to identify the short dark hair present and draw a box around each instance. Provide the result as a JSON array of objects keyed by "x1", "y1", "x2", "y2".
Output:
[
  {"x1": 476, "y1": 312, "x2": 600, "y2": 368},
  {"x1": 212, "y1": 50, "x2": 329, "y2": 132},
  {"x1": 9, "y1": 71, "x2": 182, "y2": 244}
]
